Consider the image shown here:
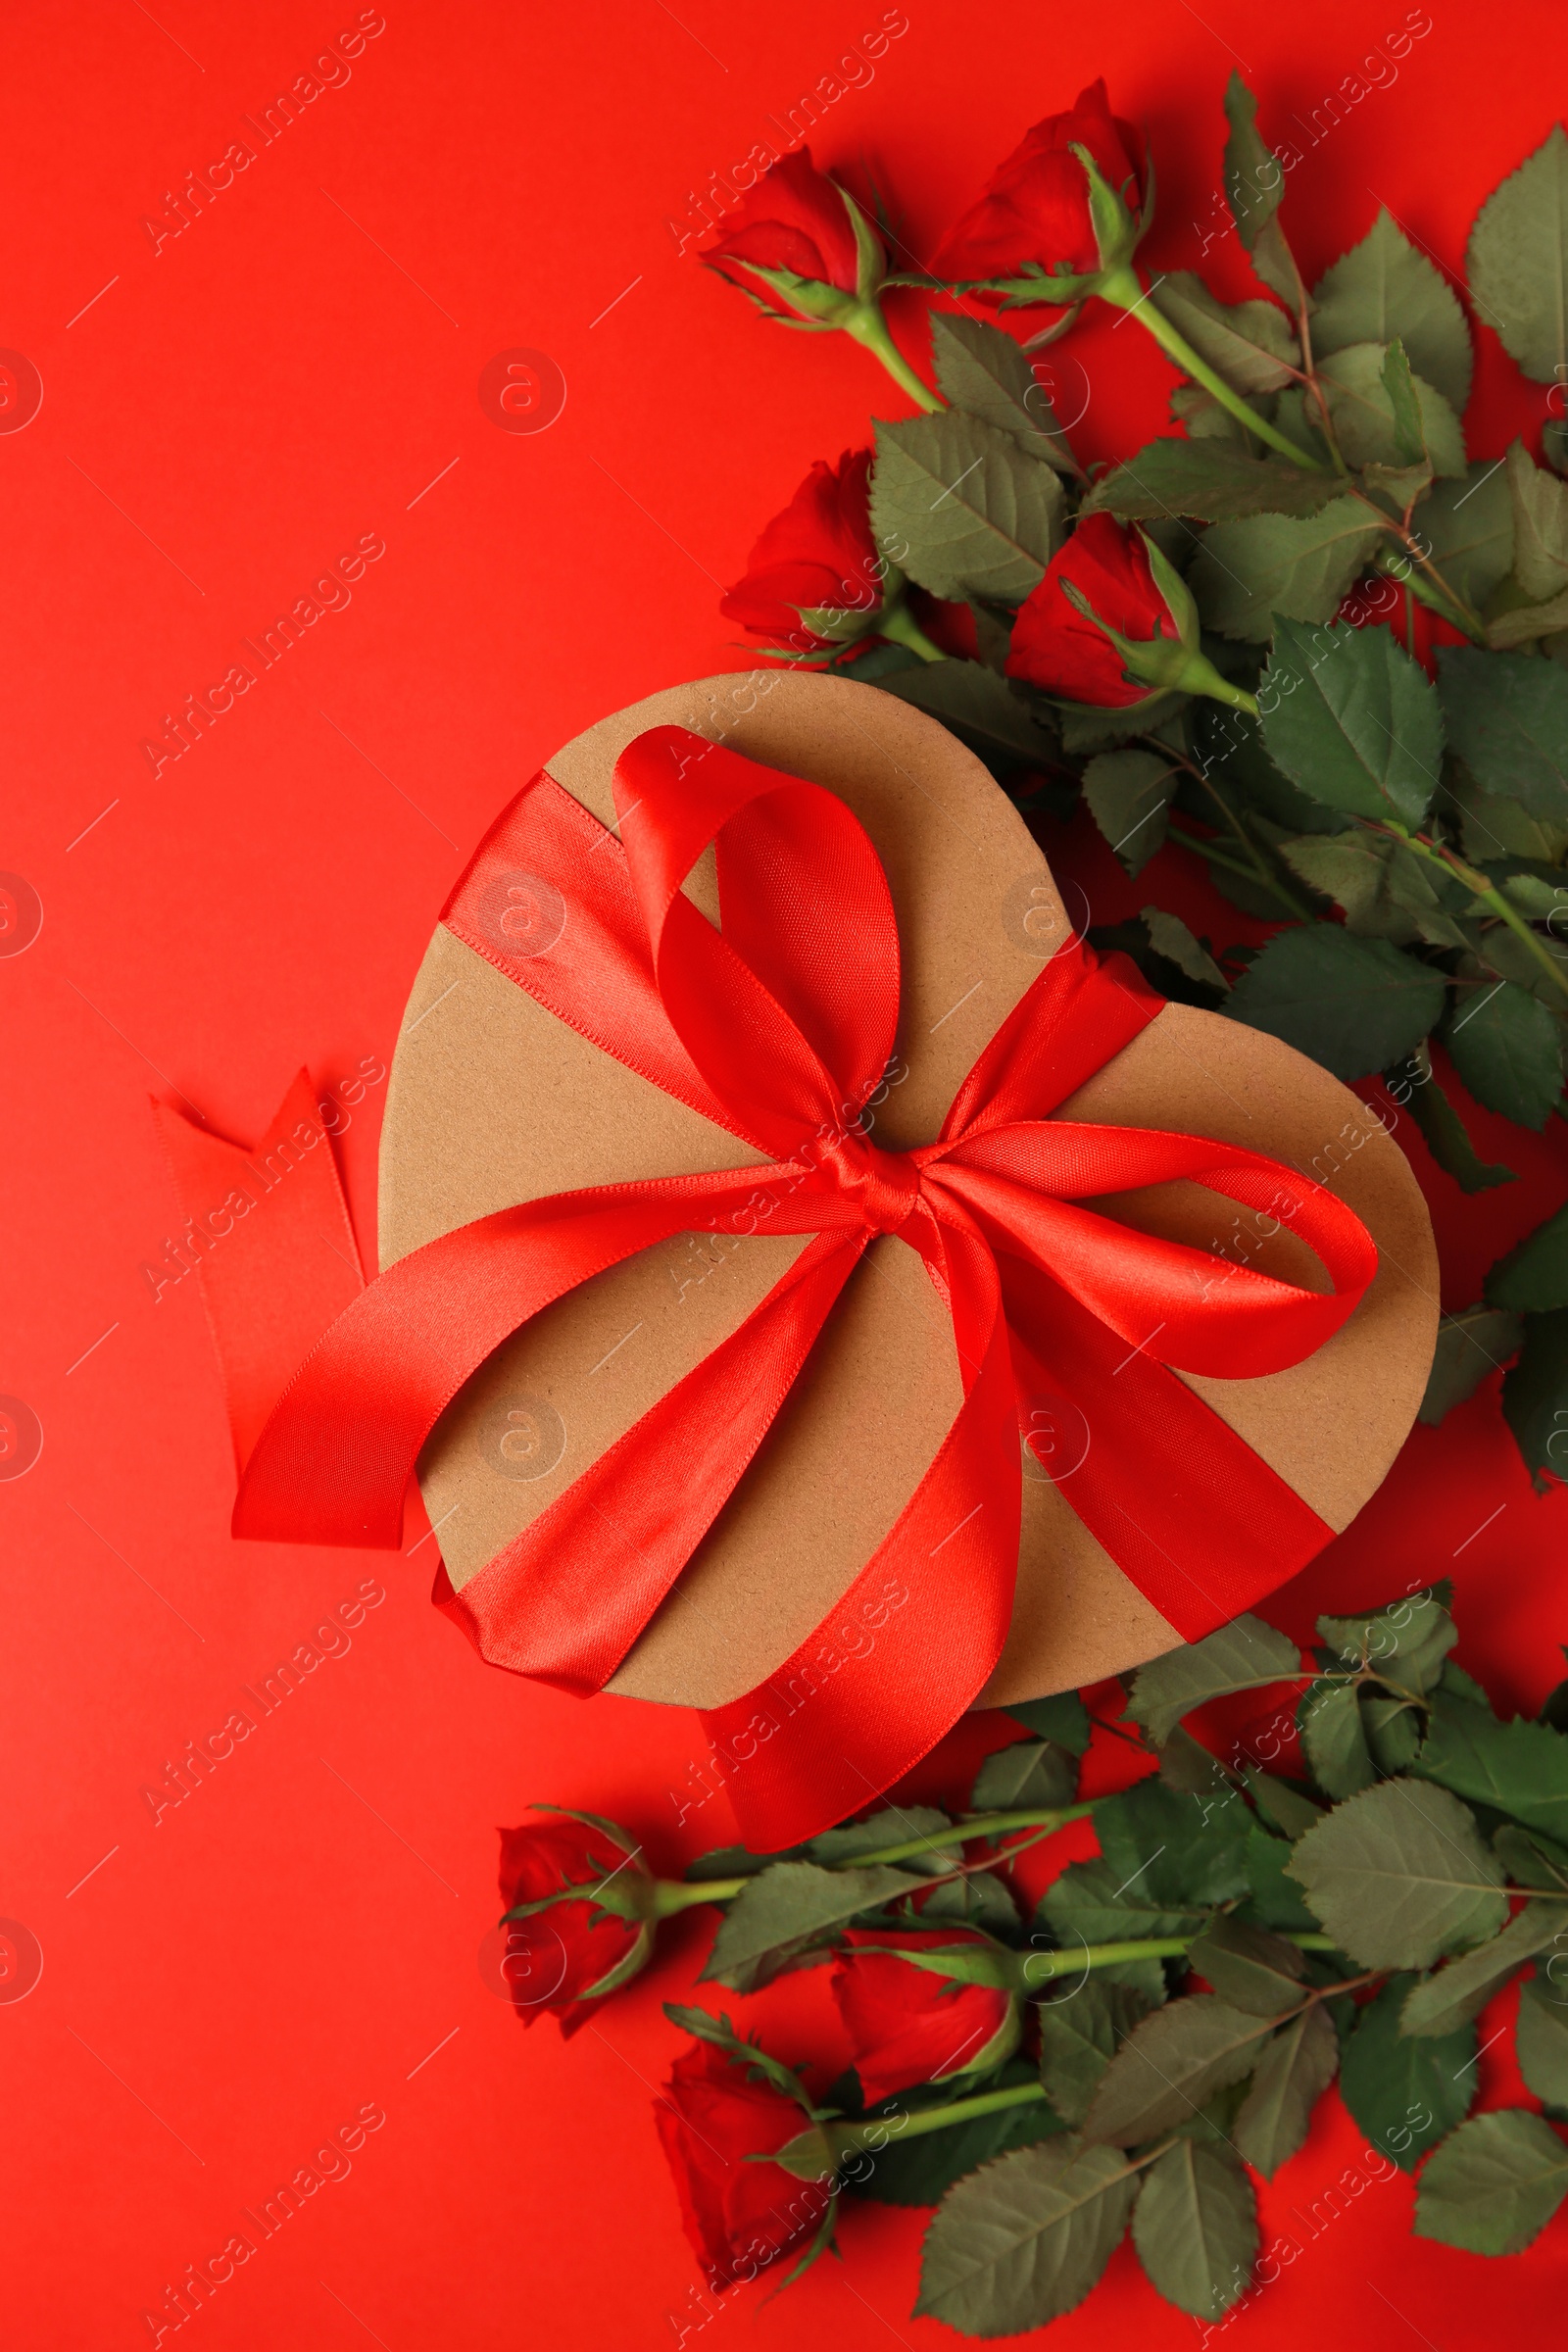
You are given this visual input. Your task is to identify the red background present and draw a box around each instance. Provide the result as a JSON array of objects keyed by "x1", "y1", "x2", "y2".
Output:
[{"x1": 5, "y1": 1, "x2": 1568, "y2": 2343}]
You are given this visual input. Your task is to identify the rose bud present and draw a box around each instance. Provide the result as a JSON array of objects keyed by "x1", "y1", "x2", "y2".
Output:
[
  {"x1": 703, "y1": 149, "x2": 939, "y2": 413},
  {"x1": 928, "y1": 83, "x2": 1321, "y2": 470},
  {"x1": 719, "y1": 448, "x2": 941, "y2": 662},
  {"x1": 931, "y1": 79, "x2": 1147, "y2": 303},
  {"x1": 831, "y1": 1928, "x2": 1023, "y2": 2105},
  {"x1": 656, "y1": 2032, "x2": 837, "y2": 2291},
  {"x1": 704, "y1": 147, "x2": 869, "y2": 321},
  {"x1": 497, "y1": 1807, "x2": 654, "y2": 2034},
  {"x1": 1005, "y1": 514, "x2": 1256, "y2": 714}
]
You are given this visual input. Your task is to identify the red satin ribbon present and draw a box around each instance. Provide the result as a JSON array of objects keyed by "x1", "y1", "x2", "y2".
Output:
[{"x1": 233, "y1": 724, "x2": 1376, "y2": 1850}]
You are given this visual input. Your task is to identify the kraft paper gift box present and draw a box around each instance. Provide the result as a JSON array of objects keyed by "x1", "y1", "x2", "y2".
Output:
[{"x1": 367, "y1": 668, "x2": 1436, "y2": 1742}]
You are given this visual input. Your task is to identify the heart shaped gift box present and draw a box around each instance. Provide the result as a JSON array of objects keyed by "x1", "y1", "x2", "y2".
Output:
[{"x1": 236, "y1": 670, "x2": 1437, "y2": 1850}]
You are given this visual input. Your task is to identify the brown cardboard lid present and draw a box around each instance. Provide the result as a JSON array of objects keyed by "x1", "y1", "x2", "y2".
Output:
[{"x1": 378, "y1": 670, "x2": 1438, "y2": 1710}]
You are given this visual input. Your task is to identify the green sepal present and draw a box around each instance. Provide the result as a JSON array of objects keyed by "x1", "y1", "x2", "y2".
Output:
[
  {"x1": 662, "y1": 2001, "x2": 816, "y2": 2109},
  {"x1": 871, "y1": 1936, "x2": 1030, "y2": 1994},
  {"x1": 1069, "y1": 141, "x2": 1144, "y2": 279}
]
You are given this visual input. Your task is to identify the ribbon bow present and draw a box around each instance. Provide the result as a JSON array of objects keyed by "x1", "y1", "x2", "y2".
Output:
[{"x1": 234, "y1": 726, "x2": 1376, "y2": 1850}]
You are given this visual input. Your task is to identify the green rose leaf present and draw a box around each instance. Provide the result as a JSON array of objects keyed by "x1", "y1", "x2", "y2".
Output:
[
  {"x1": 1131, "y1": 2140, "x2": 1258, "y2": 2322},
  {"x1": 1141, "y1": 907, "x2": 1228, "y2": 992},
  {"x1": 1339, "y1": 1975, "x2": 1476, "y2": 2172},
  {"x1": 1501, "y1": 1306, "x2": 1568, "y2": 1491},
  {"x1": 1193, "y1": 700, "x2": 1350, "y2": 837},
  {"x1": 1152, "y1": 270, "x2": 1299, "y2": 393},
  {"x1": 1059, "y1": 690, "x2": 1186, "y2": 755},
  {"x1": 1170, "y1": 380, "x2": 1254, "y2": 448},
  {"x1": 1517, "y1": 1972, "x2": 1568, "y2": 2109},
  {"x1": 1381, "y1": 339, "x2": 1429, "y2": 469},
  {"x1": 914, "y1": 2135, "x2": 1138, "y2": 2334},
  {"x1": 1506, "y1": 439, "x2": 1568, "y2": 602},
  {"x1": 1004, "y1": 1690, "x2": 1092, "y2": 1754},
  {"x1": 927, "y1": 311, "x2": 1077, "y2": 469},
  {"x1": 1489, "y1": 1200, "x2": 1568, "y2": 1312},
  {"x1": 874, "y1": 659, "x2": 1058, "y2": 771},
  {"x1": 1310, "y1": 209, "x2": 1473, "y2": 412},
  {"x1": 1220, "y1": 73, "x2": 1298, "y2": 306},
  {"x1": 1186, "y1": 1915, "x2": 1307, "y2": 2016},
  {"x1": 1084, "y1": 438, "x2": 1343, "y2": 522},
  {"x1": 1393, "y1": 1049, "x2": 1517, "y2": 1196},
  {"x1": 1245, "y1": 1771, "x2": 1324, "y2": 1839},
  {"x1": 1488, "y1": 587, "x2": 1568, "y2": 649},
  {"x1": 1093, "y1": 1776, "x2": 1251, "y2": 1910},
  {"x1": 1258, "y1": 616, "x2": 1444, "y2": 826},
  {"x1": 845, "y1": 641, "x2": 922, "y2": 682},
  {"x1": 1414, "y1": 2110, "x2": 1568, "y2": 2255},
  {"x1": 1360, "y1": 456, "x2": 1433, "y2": 512},
  {"x1": 1035, "y1": 1856, "x2": 1205, "y2": 1988},
  {"x1": 971, "y1": 1738, "x2": 1077, "y2": 1812},
  {"x1": 1411, "y1": 1691, "x2": 1568, "y2": 1841},
  {"x1": 1082, "y1": 1996, "x2": 1276, "y2": 2145},
  {"x1": 1316, "y1": 1586, "x2": 1457, "y2": 1693},
  {"x1": 1399, "y1": 1903, "x2": 1564, "y2": 2036},
  {"x1": 1497, "y1": 1822, "x2": 1568, "y2": 1886},
  {"x1": 1037, "y1": 1981, "x2": 1154, "y2": 2129},
  {"x1": 1420, "y1": 463, "x2": 1516, "y2": 612},
  {"x1": 1223, "y1": 924, "x2": 1447, "y2": 1081},
  {"x1": 1232, "y1": 2001, "x2": 1339, "y2": 2177},
  {"x1": 1316, "y1": 342, "x2": 1466, "y2": 478},
  {"x1": 870, "y1": 411, "x2": 1064, "y2": 602},
  {"x1": 1190, "y1": 500, "x2": 1384, "y2": 642},
  {"x1": 1280, "y1": 832, "x2": 1467, "y2": 948},
  {"x1": 700, "y1": 1860, "x2": 916, "y2": 1990},
  {"x1": 1286, "y1": 1778, "x2": 1508, "y2": 1968},
  {"x1": 1445, "y1": 980, "x2": 1564, "y2": 1130},
  {"x1": 1442, "y1": 1659, "x2": 1494, "y2": 1708},
  {"x1": 919, "y1": 1870, "x2": 1021, "y2": 1938},
  {"x1": 1126, "y1": 1614, "x2": 1302, "y2": 1748},
  {"x1": 1438, "y1": 647, "x2": 1568, "y2": 822},
  {"x1": 1466, "y1": 126, "x2": 1568, "y2": 385},
  {"x1": 1081, "y1": 747, "x2": 1179, "y2": 874},
  {"x1": 1298, "y1": 1679, "x2": 1378, "y2": 1800},
  {"x1": 1157, "y1": 1724, "x2": 1233, "y2": 1800},
  {"x1": 1243, "y1": 1823, "x2": 1320, "y2": 1934},
  {"x1": 1362, "y1": 1694, "x2": 1422, "y2": 1776}
]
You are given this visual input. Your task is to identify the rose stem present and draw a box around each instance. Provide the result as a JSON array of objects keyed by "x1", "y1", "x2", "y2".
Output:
[
  {"x1": 1097, "y1": 265, "x2": 1321, "y2": 467},
  {"x1": 879, "y1": 602, "x2": 948, "y2": 662},
  {"x1": 1375, "y1": 824, "x2": 1568, "y2": 1004},
  {"x1": 1023, "y1": 1929, "x2": 1337, "y2": 1984},
  {"x1": 662, "y1": 1802, "x2": 1100, "y2": 1907},
  {"x1": 1368, "y1": 542, "x2": 1488, "y2": 647},
  {"x1": 823, "y1": 2080, "x2": 1061, "y2": 2159},
  {"x1": 845, "y1": 301, "x2": 945, "y2": 414}
]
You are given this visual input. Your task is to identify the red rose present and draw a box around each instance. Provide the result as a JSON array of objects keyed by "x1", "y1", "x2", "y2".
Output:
[
  {"x1": 656, "y1": 2039, "x2": 831, "y2": 2290},
  {"x1": 720, "y1": 449, "x2": 891, "y2": 651},
  {"x1": 831, "y1": 1930, "x2": 1021, "y2": 2106},
  {"x1": 932, "y1": 80, "x2": 1145, "y2": 286},
  {"x1": 497, "y1": 1812, "x2": 651, "y2": 2035},
  {"x1": 703, "y1": 149, "x2": 874, "y2": 321},
  {"x1": 1005, "y1": 514, "x2": 1172, "y2": 707}
]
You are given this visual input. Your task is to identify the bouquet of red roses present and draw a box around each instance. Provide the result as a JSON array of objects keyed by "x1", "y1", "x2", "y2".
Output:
[{"x1": 502, "y1": 1583, "x2": 1568, "y2": 2334}]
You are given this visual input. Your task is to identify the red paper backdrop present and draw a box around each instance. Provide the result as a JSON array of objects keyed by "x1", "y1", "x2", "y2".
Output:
[{"x1": 4, "y1": 1, "x2": 1567, "y2": 2342}]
